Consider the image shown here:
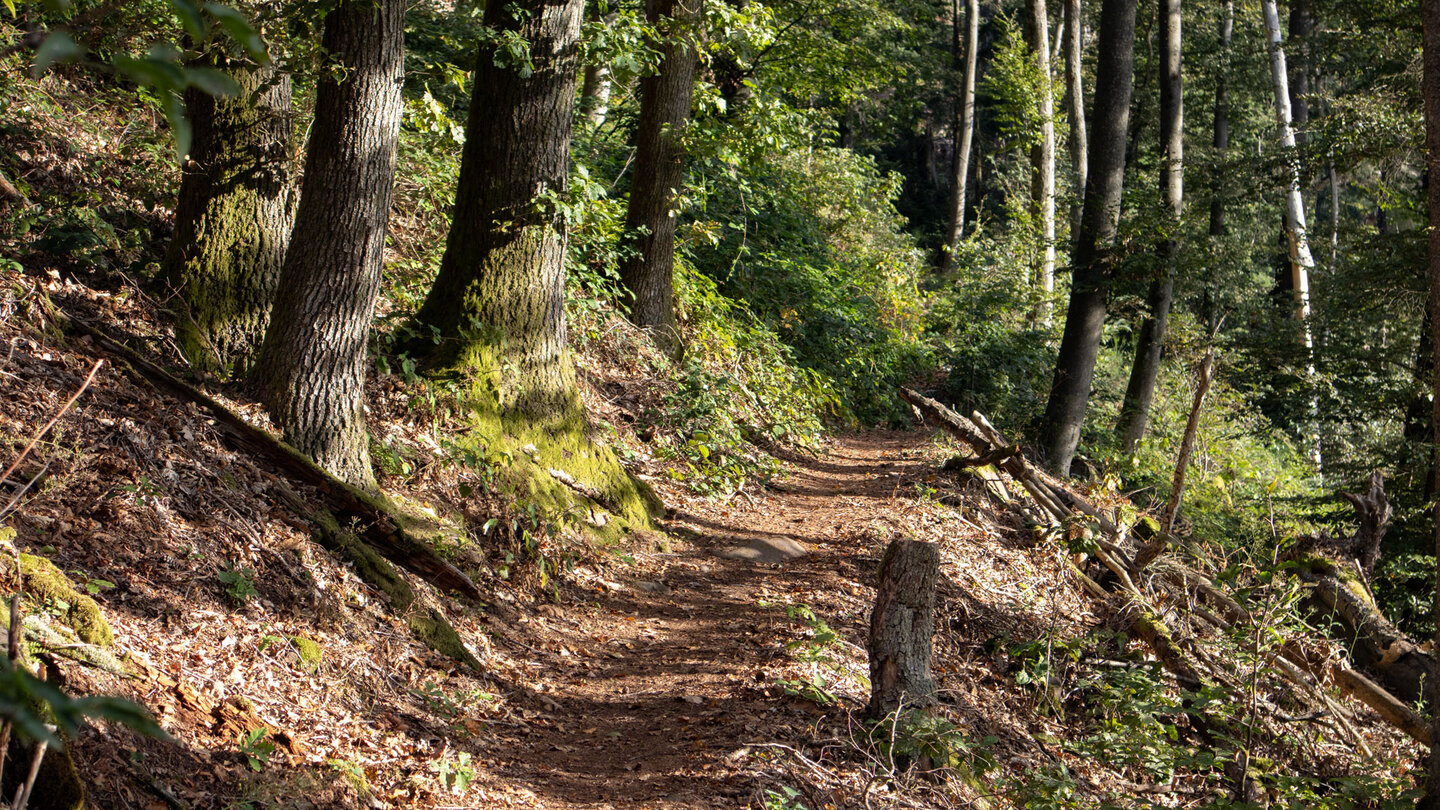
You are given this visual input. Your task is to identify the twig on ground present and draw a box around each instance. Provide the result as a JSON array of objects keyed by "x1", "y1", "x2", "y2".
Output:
[{"x1": 0, "y1": 359, "x2": 102, "y2": 489}]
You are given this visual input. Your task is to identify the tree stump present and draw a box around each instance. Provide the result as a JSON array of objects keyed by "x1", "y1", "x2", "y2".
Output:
[{"x1": 867, "y1": 538, "x2": 940, "y2": 719}]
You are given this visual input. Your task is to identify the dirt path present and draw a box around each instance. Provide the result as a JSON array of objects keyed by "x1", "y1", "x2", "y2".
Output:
[{"x1": 479, "y1": 431, "x2": 937, "y2": 808}]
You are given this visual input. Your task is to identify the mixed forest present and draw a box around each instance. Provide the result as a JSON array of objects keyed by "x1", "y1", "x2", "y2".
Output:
[{"x1": 3, "y1": 0, "x2": 1440, "y2": 806}]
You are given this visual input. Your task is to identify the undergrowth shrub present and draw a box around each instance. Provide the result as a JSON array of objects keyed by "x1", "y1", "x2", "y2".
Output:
[{"x1": 687, "y1": 146, "x2": 932, "y2": 424}]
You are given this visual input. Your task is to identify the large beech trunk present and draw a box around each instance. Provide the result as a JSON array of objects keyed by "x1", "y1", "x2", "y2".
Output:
[
  {"x1": 617, "y1": 0, "x2": 703, "y2": 356},
  {"x1": 1116, "y1": 0, "x2": 1183, "y2": 451},
  {"x1": 1039, "y1": 0, "x2": 1138, "y2": 476},
  {"x1": 938, "y1": 0, "x2": 980, "y2": 272},
  {"x1": 163, "y1": 60, "x2": 294, "y2": 375},
  {"x1": 867, "y1": 538, "x2": 940, "y2": 718},
  {"x1": 412, "y1": 0, "x2": 586, "y2": 419},
  {"x1": 250, "y1": 0, "x2": 404, "y2": 487}
]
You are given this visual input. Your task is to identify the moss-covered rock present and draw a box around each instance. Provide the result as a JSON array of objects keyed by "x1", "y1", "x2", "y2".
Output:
[
  {"x1": 448, "y1": 378, "x2": 662, "y2": 547},
  {"x1": 289, "y1": 636, "x2": 323, "y2": 672},
  {"x1": 13, "y1": 552, "x2": 113, "y2": 647}
]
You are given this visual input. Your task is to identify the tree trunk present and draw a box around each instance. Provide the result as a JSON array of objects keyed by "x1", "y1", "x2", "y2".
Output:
[
  {"x1": 162, "y1": 60, "x2": 294, "y2": 375},
  {"x1": 1116, "y1": 0, "x2": 1182, "y2": 452},
  {"x1": 867, "y1": 537, "x2": 940, "y2": 719},
  {"x1": 1062, "y1": 0, "x2": 1086, "y2": 239},
  {"x1": 1261, "y1": 0, "x2": 1320, "y2": 469},
  {"x1": 938, "y1": 0, "x2": 980, "y2": 273},
  {"x1": 617, "y1": 0, "x2": 703, "y2": 357},
  {"x1": 1288, "y1": 0, "x2": 1311, "y2": 149},
  {"x1": 1039, "y1": 0, "x2": 1138, "y2": 477},
  {"x1": 1422, "y1": 0, "x2": 1440, "y2": 799},
  {"x1": 411, "y1": 0, "x2": 586, "y2": 420},
  {"x1": 249, "y1": 0, "x2": 404, "y2": 488},
  {"x1": 1208, "y1": 0, "x2": 1231, "y2": 245},
  {"x1": 1027, "y1": 0, "x2": 1057, "y2": 324},
  {"x1": 578, "y1": 8, "x2": 617, "y2": 128}
]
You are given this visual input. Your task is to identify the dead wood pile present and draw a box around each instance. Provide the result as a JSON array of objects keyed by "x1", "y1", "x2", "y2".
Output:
[{"x1": 900, "y1": 387, "x2": 1431, "y2": 755}]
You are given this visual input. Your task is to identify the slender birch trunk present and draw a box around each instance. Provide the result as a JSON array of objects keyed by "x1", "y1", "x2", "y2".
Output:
[
  {"x1": 939, "y1": 0, "x2": 980, "y2": 272},
  {"x1": 1261, "y1": 0, "x2": 1321, "y2": 468},
  {"x1": 1063, "y1": 0, "x2": 1087, "y2": 238},
  {"x1": 1027, "y1": 0, "x2": 1057, "y2": 324}
]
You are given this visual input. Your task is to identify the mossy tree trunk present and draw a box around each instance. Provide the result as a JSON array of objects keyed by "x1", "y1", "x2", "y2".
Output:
[
  {"x1": 162, "y1": 59, "x2": 295, "y2": 375},
  {"x1": 617, "y1": 0, "x2": 703, "y2": 357},
  {"x1": 411, "y1": 0, "x2": 586, "y2": 420},
  {"x1": 249, "y1": 0, "x2": 405, "y2": 487}
]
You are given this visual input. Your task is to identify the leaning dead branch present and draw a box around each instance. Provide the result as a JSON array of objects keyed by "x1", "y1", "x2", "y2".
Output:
[{"x1": 900, "y1": 386, "x2": 1429, "y2": 749}]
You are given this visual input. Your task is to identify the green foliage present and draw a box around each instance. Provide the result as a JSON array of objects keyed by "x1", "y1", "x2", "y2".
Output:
[
  {"x1": 438, "y1": 750, "x2": 476, "y2": 796},
  {"x1": 217, "y1": 563, "x2": 258, "y2": 604},
  {"x1": 237, "y1": 727, "x2": 276, "y2": 771},
  {"x1": 0, "y1": 656, "x2": 163, "y2": 750},
  {"x1": 687, "y1": 147, "x2": 931, "y2": 424},
  {"x1": 1372, "y1": 552, "x2": 1436, "y2": 639},
  {"x1": 760, "y1": 786, "x2": 809, "y2": 810},
  {"x1": 19, "y1": 2, "x2": 267, "y2": 157},
  {"x1": 869, "y1": 709, "x2": 995, "y2": 773}
]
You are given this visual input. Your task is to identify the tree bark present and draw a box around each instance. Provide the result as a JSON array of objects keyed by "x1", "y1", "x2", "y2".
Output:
[
  {"x1": 1116, "y1": 0, "x2": 1182, "y2": 452},
  {"x1": 1208, "y1": 0, "x2": 1231, "y2": 246},
  {"x1": 1039, "y1": 0, "x2": 1138, "y2": 477},
  {"x1": 1261, "y1": 0, "x2": 1320, "y2": 469},
  {"x1": 578, "y1": 7, "x2": 617, "y2": 128},
  {"x1": 249, "y1": 0, "x2": 404, "y2": 488},
  {"x1": 617, "y1": 0, "x2": 703, "y2": 356},
  {"x1": 867, "y1": 537, "x2": 940, "y2": 719},
  {"x1": 1026, "y1": 0, "x2": 1057, "y2": 324},
  {"x1": 938, "y1": 0, "x2": 980, "y2": 273},
  {"x1": 1422, "y1": 0, "x2": 1440, "y2": 799},
  {"x1": 1287, "y1": 0, "x2": 1311, "y2": 149},
  {"x1": 411, "y1": 0, "x2": 586, "y2": 420},
  {"x1": 163, "y1": 60, "x2": 295, "y2": 375},
  {"x1": 1062, "y1": 0, "x2": 1086, "y2": 239}
]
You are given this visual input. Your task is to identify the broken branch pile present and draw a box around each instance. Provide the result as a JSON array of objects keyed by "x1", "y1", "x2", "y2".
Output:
[{"x1": 900, "y1": 387, "x2": 1431, "y2": 755}]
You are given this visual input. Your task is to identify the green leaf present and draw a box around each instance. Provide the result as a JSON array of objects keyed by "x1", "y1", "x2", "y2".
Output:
[
  {"x1": 1, "y1": 0, "x2": 16, "y2": 18},
  {"x1": 168, "y1": 0, "x2": 206, "y2": 38},
  {"x1": 203, "y1": 3, "x2": 268, "y2": 62},
  {"x1": 185, "y1": 68, "x2": 241, "y2": 98},
  {"x1": 32, "y1": 32, "x2": 81, "y2": 76}
]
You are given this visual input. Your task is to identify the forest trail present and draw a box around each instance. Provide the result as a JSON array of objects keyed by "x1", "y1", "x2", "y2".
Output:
[{"x1": 477, "y1": 431, "x2": 944, "y2": 808}]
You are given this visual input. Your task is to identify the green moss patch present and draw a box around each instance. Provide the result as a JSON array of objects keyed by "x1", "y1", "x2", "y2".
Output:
[
  {"x1": 13, "y1": 551, "x2": 113, "y2": 647},
  {"x1": 288, "y1": 636, "x2": 323, "y2": 672},
  {"x1": 408, "y1": 608, "x2": 482, "y2": 672}
]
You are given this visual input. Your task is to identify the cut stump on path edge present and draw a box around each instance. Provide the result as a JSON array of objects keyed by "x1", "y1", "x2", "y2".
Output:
[{"x1": 867, "y1": 537, "x2": 940, "y2": 719}]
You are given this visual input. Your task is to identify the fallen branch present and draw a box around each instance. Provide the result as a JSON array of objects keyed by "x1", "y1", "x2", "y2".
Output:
[
  {"x1": 902, "y1": 386, "x2": 1428, "y2": 750},
  {"x1": 0, "y1": 359, "x2": 102, "y2": 489},
  {"x1": 58, "y1": 314, "x2": 482, "y2": 601}
]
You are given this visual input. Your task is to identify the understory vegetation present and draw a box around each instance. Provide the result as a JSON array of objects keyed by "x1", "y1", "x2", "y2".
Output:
[{"x1": 1, "y1": 0, "x2": 1439, "y2": 806}]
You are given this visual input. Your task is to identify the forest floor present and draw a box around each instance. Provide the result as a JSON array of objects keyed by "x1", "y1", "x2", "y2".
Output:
[
  {"x1": 0, "y1": 265, "x2": 1108, "y2": 808},
  {"x1": 0, "y1": 267, "x2": 1421, "y2": 809}
]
